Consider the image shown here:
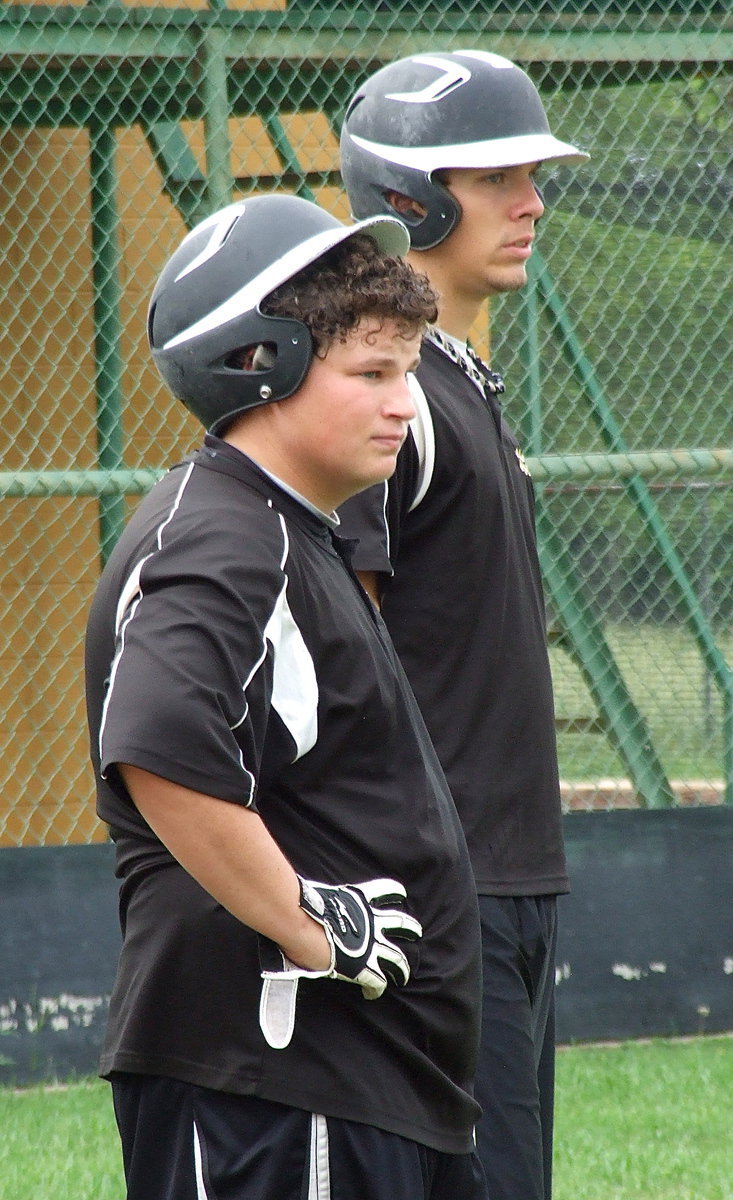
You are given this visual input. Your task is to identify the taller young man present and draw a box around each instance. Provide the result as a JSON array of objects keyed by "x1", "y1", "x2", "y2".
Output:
[
  {"x1": 85, "y1": 194, "x2": 488, "y2": 1200},
  {"x1": 338, "y1": 50, "x2": 589, "y2": 1200}
]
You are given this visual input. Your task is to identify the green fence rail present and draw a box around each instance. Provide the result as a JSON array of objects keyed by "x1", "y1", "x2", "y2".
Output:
[{"x1": 1, "y1": 450, "x2": 731, "y2": 499}]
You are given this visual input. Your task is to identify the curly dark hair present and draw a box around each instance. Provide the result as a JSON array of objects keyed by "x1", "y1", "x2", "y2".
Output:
[{"x1": 261, "y1": 232, "x2": 438, "y2": 355}]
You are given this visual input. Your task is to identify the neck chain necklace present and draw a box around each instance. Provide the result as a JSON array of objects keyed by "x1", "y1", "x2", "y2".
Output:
[{"x1": 426, "y1": 327, "x2": 505, "y2": 397}]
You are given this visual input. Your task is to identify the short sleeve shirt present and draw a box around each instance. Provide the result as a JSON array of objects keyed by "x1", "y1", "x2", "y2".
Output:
[
  {"x1": 85, "y1": 437, "x2": 482, "y2": 1155},
  {"x1": 338, "y1": 339, "x2": 568, "y2": 897}
]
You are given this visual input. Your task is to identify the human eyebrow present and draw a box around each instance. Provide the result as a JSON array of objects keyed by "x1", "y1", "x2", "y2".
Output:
[
  {"x1": 355, "y1": 356, "x2": 400, "y2": 376},
  {"x1": 359, "y1": 355, "x2": 399, "y2": 369}
]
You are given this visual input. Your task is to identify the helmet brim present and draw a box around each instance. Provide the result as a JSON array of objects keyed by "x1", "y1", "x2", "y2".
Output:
[
  {"x1": 352, "y1": 212, "x2": 412, "y2": 256},
  {"x1": 350, "y1": 130, "x2": 590, "y2": 173},
  {"x1": 163, "y1": 213, "x2": 409, "y2": 352}
]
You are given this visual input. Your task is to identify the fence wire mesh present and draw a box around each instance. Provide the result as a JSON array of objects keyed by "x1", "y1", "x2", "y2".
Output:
[{"x1": 1, "y1": 0, "x2": 732, "y2": 843}]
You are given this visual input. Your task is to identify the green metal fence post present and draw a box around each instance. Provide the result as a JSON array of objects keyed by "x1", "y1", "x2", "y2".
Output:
[
  {"x1": 140, "y1": 119, "x2": 210, "y2": 232},
  {"x1": 536, "y1": 511, "x2": 676, "y2": 807},
  {"x1": 516, "y1": 266, "x2": 675, "y2": 808},
  {"x1": 517, "y1": 266, "x2": 544, "y2": 456},
  {"x1": 533, "y1": 248, "x2": 733, "y2": 805},
  {"x1": 89, "y1": 117, "x2": 126, "y2": 564},
  {"x1": 200, "y1": 27, "x2": 233, "y2": 214},
  {"x1": 263, "y1": 113, "x2": 318, "y2": 202}
]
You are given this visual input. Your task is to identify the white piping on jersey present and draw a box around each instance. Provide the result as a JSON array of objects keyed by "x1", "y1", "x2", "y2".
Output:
[
  {"x1": 256, "y1": 462, "x2": 339, "y2": 528},
  {"x1": 308, "y1": 1114, "x2": 331, "y2": 1199},
  {"x1": 193, "y1": 1119, "x2": 210, "y2": 1200},
  {"x1": 377, "y1": 479, "x2": 391, "y2": 561},
  {"x1": 407, "y1": 372, "x2": 435, "y2": 512},
  {"x1": 231, "y1": 505, "x2": 318, "y2": 764},
  {"x1": 99, "y1": 470, "x2": 317, "y2": 802},
  {"x1": 98, "y1": 463, "x2": 195, "y2": 770},
  {"x1": 260, "y1": 512, "x2": 319, "y2": 761}
]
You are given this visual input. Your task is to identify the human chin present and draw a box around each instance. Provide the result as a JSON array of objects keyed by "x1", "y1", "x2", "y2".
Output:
[
  {"x1": 489, "y1": 265, "x2": 529, "y2": 294},
  {"x1": 358, "y1": 449, "x2": 401, "y2": 491}
]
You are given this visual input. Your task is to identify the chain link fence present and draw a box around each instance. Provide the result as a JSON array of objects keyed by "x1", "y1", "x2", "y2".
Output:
[{"x1": 1, "y1": 0, "x2": 732, "y2": 844}]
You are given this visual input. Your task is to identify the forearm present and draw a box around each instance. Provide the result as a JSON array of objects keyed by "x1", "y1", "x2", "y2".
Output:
[{"x1": 118, "y1": 763, "x2": 331, "y2": 971}]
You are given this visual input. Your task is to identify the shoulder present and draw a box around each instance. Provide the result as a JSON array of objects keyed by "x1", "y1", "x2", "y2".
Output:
[
  {"x1": 155, "y1": 461, "x2": 287, "y2": 546},
  {"x1": 110, "y1": 463, "x2": 293, "y2": 610},
  {"x1": 415, "y1": 338, "x2": 474, "y2": 401}
]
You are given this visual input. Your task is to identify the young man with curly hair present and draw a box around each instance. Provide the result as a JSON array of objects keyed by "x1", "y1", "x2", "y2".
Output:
[{"x1": 85, "y1": 194, "x2": 488, "y2": 1200}]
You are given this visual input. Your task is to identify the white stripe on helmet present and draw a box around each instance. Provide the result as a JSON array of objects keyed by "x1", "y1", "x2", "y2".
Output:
[{"x1": 349, "y1": 130, "x2": 589, "y2": 173}]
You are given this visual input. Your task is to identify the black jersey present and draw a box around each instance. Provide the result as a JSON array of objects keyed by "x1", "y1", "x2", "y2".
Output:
[
  {"x1": 338, "y1": 338, "x2": 568, "y2": 897},
  {"x1": 85, "y1": 436, "x2": 481, "y2": 1155}
]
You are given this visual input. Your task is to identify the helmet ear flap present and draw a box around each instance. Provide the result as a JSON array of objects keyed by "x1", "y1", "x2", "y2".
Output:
[
  {"x1": 147, "y1": 197, "x2": 327, "y2": 431},
  {"x1": 199, "y1": 313, "x2": 314, "y2": 436},
  {"x1": 407, "y1": 175, "x2": 462, "y2": 251}
]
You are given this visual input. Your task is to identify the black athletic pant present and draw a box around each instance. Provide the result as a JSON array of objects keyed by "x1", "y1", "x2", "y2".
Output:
[
  {"x1": 474, "y1": 895, "x2": 558, "y2": 1200},
  {"x1": 111, "y1": 1074, "x2": 489, "y2": 1200}
]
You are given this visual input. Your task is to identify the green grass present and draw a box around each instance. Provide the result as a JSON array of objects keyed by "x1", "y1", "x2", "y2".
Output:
[
  {"x1": 554, "y1": 1037, "x2": 733, "y2": 1200},
  {"x1": 2, "y1": 1037, "x2": 731, "y2": 1199},
  {"x1": 0, "y1": 1079, "x2": 123, "y2": 1200}
]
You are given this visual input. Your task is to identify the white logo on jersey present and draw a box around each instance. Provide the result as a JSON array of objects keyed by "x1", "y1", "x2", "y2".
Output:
[
  {"x1": 515, "y1": 446, "x2": 532, "y2": 477},
  {"x1": 385, "y1": 51, "x2": 514, "y2": 105},
  {"x1": 174, "y1": 201, "x2": 247, "y2": 283}
]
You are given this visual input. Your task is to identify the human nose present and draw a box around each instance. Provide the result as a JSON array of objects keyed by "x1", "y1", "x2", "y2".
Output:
[
  {"x1": 531, "y1": 181, "x2": 545, "y2": 219},
  {"x1": 515, "y1": 176, "x2": 545, "y2": 221},
  {"x1": 388, "y1": 376, "x2": 417, "y2": 423}
]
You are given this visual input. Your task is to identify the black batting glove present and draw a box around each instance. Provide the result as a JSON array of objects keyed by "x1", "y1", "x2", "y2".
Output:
[
  {"x1": 258, "y1": 876, "x2": 422, "y2": 1049},
  {"x1": 297, "y1": 876, "x2": 422, "y2": 997}
]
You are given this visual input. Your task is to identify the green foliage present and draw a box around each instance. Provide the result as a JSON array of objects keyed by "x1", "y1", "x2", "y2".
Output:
[
  {"x1": 541, "y1": 487, "x2": 733, "y2": 626},
  {"x1": 497, "y1": 74, "x2": 733, "y2": 443}
]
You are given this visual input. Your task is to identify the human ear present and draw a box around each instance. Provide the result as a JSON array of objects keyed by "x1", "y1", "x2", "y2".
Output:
[{"x1": 384, "y1": 190, "x2": 428, "y2": 220}]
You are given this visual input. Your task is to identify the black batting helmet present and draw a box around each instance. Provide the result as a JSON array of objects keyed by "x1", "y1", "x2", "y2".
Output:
[
  {"x1": 148, "y1": 194, "x2": 409, "y2": 434},
  {"x1": 340, "y1": 49, "x2": 589, "y2": 250}
]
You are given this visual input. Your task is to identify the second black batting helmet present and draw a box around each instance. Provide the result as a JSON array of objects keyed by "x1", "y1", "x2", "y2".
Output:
[{"x1": 340, "y1": 49, "x2": 589, "y2": 250}]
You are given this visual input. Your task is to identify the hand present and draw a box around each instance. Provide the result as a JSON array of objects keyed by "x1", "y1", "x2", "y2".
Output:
[
  {"x1": 258, "y1": 876, "x2": 422, "y2": 1048},
  {"x1": 297, "y1": 876, "x2": 422, "y2": 997}
]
